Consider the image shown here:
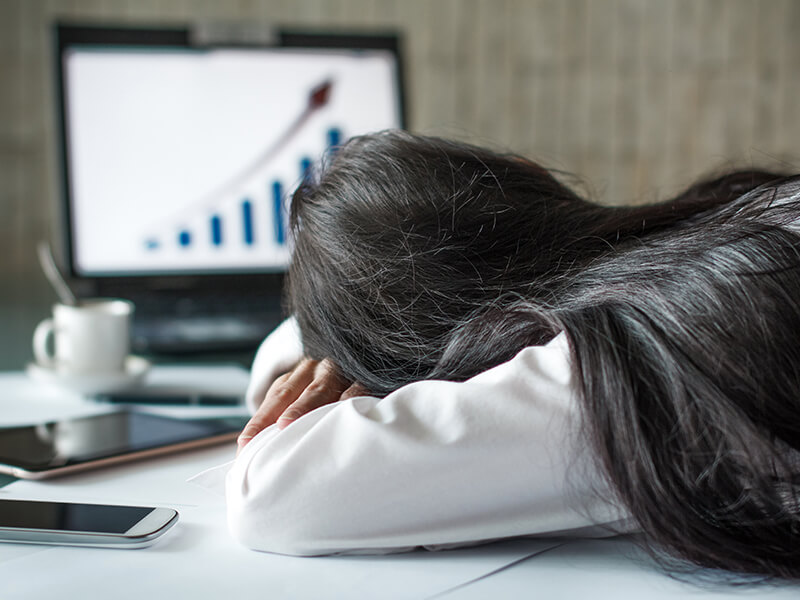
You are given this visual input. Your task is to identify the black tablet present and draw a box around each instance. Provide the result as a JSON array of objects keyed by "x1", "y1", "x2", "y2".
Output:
[{"x1": 0, "y1": 411, "x2": 248, "y2": 480}]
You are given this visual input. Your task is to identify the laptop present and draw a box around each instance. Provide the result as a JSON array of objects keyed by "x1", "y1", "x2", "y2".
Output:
[{"x1": 53, "y1": 23, "x2": 406, "y2": 354}]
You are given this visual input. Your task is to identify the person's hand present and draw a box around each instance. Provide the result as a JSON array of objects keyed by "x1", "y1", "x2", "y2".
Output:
[{"x1": 237, "y1": 358, "x2": 367, "y2": 451}]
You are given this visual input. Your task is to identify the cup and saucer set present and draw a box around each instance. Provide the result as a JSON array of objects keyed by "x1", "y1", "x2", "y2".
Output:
[{"x1": 26, "y1": 299, "x2": 150, "y2": 396}]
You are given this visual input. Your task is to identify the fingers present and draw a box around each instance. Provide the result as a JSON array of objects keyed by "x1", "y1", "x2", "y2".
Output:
[
  {"x1": 237, "y1": 358, "x2": 357, "y2": 451},
  {"x1": 237, "y1": 358, "x2": 317, "y2": 449},
  {"x1": 340, "y1": 382, "x2": 370, "y2": 401},
  {"x1": 276, "y1": 359, "x2": 349, "y2": 429}
]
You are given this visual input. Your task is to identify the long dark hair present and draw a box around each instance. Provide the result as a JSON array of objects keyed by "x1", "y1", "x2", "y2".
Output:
[{"x1": 287, "y1": 130, "x2": 800, "y2": 578}]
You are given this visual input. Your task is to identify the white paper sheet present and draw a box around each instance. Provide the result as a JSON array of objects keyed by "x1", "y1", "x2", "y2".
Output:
[{"x1": 433, "y1": 538, "x2": 800, "y2": 599}]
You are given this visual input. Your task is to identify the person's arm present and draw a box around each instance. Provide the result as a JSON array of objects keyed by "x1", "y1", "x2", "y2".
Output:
[{"x1": 227, "y1": 332, "x2": 632, "y2": 556}]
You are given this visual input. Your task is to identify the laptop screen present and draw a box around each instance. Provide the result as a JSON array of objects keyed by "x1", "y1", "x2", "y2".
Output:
[
  {"x1": 58, "y1": 29, "x2": 404, "y2": 277},
  {"x1": 54, "y1": 25, "x2": 405, "y2": 352}
]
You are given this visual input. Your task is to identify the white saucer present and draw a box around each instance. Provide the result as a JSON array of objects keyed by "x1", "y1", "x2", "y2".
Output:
[{"x1": 26, "y1": 356, "x2": 151, "y2": 396}]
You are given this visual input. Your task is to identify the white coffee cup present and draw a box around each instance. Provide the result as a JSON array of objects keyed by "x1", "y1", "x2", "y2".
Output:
[{"x1": 32, "y1": 299, "x2": 134, "y2": 374}]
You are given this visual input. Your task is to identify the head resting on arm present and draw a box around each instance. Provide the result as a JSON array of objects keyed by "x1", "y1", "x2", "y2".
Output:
[
  {"x1": 286, "y1": 129, "x2": 800, "y2": 579},
  {"x1": 287, "y1": 129, "x2": 778, "y2": 393}
]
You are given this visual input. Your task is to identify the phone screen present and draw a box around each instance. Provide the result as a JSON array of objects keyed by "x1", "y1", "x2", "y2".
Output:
[
  {"x1": 0, "y1": 411, "x2": 248, "y2": 474},
  {"x1": 0, "y1": 499, "x2": 152, "y2": 533}
]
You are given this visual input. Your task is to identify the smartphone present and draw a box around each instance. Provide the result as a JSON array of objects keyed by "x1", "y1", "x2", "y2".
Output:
[{"x1": 0, "y1": 499, "x2": 178, "y2": 548}]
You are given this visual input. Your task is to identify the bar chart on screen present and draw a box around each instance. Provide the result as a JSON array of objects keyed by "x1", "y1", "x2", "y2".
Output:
[
  {"x1": 142, "y1": 79, "x2": 342, "y2": 264},
  {"x1": 147, "y1": 123, "x2": 343, "y2": 255},
  {"x1": 66, "y1": 46, "x2": 400, "y2": 275}
]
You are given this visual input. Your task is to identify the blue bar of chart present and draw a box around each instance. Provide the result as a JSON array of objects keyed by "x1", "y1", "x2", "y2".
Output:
[
  {"x1": 242, "y1": 200, "x2": 254, "y2": 245},
  {"x1": 273, "y1": 181, "x2": 285, "y2": 245},
  {"x1": 300, "y1": 157, "x2": 312, "y2": 180},
  {"x1": 328, "y1": 127, "x2": 342, "y2": 152},
  {"x1": 211, "y1": 215, "x2": 223, "y2": 246}
]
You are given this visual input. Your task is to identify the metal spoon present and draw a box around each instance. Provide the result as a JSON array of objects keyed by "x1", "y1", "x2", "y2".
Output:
[{"x1": 37, "y1": 241, "x2": 77, "y2": 305}]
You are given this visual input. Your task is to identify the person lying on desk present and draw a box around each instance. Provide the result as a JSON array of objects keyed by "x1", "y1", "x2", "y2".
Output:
[{"x1": 228, "y1": 130, "x2": 800, "y2": 580}]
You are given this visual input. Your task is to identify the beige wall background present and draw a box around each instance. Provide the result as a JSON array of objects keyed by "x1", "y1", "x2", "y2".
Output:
[{"x1": 2, "y1": 0, "x2": 800, "y2": 370}]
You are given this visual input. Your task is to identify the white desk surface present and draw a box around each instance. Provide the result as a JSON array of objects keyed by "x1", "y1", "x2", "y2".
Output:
[{"x1": 1, "y1": 367, "x2": 798, "y2": 600}]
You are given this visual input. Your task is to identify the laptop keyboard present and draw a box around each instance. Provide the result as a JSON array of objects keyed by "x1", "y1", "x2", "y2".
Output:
[{"x1": 129, "y1": 293, "x2": 283, "y2": 354}]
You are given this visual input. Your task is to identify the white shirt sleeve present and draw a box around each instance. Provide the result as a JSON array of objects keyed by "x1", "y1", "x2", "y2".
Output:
[
  {"x1": 244, "y1": 317, "x2": 304, "y2": 414},
  {"x1": 228, "y1": 325, "x2": 633, "y2": 556}
]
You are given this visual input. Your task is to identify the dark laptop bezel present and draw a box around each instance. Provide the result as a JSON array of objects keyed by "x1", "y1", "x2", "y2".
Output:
[{"x1": 52, "y1": 23, "x2": 406, "y2": 308}]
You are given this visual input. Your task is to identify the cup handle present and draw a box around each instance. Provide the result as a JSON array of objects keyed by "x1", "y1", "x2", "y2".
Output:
[{"x1": 33, "y1": 318, "x2": 56, "y2": 368}]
